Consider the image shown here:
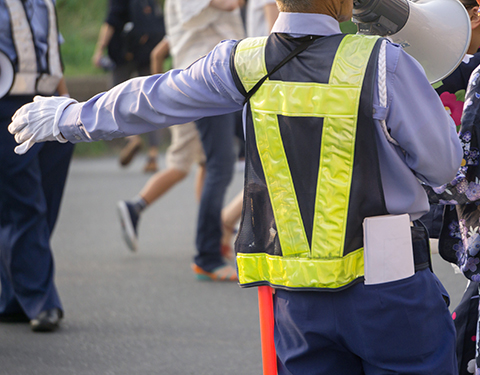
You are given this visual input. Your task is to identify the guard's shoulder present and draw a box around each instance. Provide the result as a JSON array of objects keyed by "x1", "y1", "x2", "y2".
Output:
[
  {"x1": 384, "y1": 39, "x2": 403, "y2": 73},
  {"x1": 384, "y1": 39, "x2": 404, "y2": 53}
]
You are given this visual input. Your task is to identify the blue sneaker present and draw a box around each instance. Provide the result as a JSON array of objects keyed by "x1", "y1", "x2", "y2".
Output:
[{"x1": 117, "y1": 200, "x2": 139, "y2": 252}]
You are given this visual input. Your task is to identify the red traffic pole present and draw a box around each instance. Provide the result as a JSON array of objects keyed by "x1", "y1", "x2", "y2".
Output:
[{"x1": 258, "y1": 285, "x2": 277, "y2": 375}]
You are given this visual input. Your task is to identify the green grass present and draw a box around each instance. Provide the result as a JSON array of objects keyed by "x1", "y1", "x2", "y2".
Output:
[
  {"x1": 56, "y1": 0, "x2": 109, "y2": 76},
  {"x1": 71, "y1": 140, "x2": 116, "y2": 158},
  {"x1": 56, "y1": 0, "x2": 111, "y2": 156},
  {"x1": 340, "y1": 21, "x2": 358, "y2": 34}
]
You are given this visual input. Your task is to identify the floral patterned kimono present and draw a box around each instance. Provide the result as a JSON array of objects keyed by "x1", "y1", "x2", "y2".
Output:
[{"x1": 426, "y1": 65, "x2": 480, "y2": 375}]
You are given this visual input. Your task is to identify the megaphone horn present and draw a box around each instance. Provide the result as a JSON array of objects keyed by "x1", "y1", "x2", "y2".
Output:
[
  {"x1": 353, "y1": 0, "x2": 472, "y2": 84},
  {"x1": 0, "y1": 50, "x2": 14, "y2": 99}
]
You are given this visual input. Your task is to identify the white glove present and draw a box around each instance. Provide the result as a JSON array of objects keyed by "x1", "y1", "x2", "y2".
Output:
[{"x1": 8, "y1": 95, "x2": 78, "y2": 154}]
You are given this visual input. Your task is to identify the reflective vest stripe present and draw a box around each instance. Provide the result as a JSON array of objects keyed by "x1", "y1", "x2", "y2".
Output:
[
  {"x1": 253, "y1": 111, "x2": 310, "y2": 257},
  {"x1": 312, "y1": 35, "x2": 379, "y2": 259},
  {"x1": 234, "y1": 37, "x2": 268, "y2": 91},
  {"x1": 5, "y1": 0, "x2": 62, "y2": 96},
  {"x1": 235, "y1": 36, "x2": 310, "y2": 257},
  {"x1": 5, "y1": 0, "x2": 38, "y2": 94},
  {"x1": 251, "y1": 81, "x2": 361, "y2": 117},
  {"x1": 237, "y1": 249, "x2": 365, "y2": 289},
  {"x1": 234, "y1": 34, "x2": 380, "y2": 289},
  {"x1": 37, "y1": 0, "x2": 63, "y2": 94}
]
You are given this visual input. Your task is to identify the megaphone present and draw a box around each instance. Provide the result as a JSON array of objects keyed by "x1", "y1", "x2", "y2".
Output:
[
  {"x1": 352, "y1": 0, "x2": 472, "y2": 84},
  {"x1": 0, "y1": 50, "x2": 14, "y2": 99}
]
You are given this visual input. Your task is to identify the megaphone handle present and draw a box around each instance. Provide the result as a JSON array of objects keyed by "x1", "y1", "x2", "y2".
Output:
[{"x1": 258, "y1": 286, "x2": 277, "y2": 375}]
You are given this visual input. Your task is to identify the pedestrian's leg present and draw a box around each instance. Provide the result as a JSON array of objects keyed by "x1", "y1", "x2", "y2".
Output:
[
  {"x1": 194, "y1": 113, "x2": 236, "y2": 272},
  {"x1": 114, "y1": 62, "x2": 143, "y2": 167},
  {"x1": 143, "y1": 130, "x2": 161, "y2": 173},
  {"x1": 138, "y1": 123, "x2": 200, "y2": 205},
  {"x1": 140, "y1": 168, "x2": 187, "y2": 204},
  {"x1": 119, "y1": 135, "x2": 143, "y2": 167},
  {"x1": 221, "y1": 189, "x2": 244, "y2": 259},
  {"x1": 195, "y1": 163, "x2": 206, "y2": 203},
  {"x1": 117, "y1": 123, "x2": 198, "y2": 251}
]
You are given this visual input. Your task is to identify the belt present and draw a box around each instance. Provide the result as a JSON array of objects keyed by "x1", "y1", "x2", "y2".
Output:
[{"x1": 411, "y1": 220, "x2": 432, "y2": 272}]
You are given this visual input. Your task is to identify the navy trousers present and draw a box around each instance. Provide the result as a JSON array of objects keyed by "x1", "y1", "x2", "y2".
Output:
[
  {"x1": 194, "y1": 113, "x2": 236, "y2": 272},
  {"x1": 274, "y1": 269, "x2": 458, "y2": 375},
  {"x1": 0, "y1": 96, "x2": 74, "y2": 319}
]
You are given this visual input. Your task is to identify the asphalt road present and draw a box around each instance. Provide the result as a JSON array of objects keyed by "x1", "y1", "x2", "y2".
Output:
[{"x1": 0, "y1": 154, "x2": 469, "y2": 375}]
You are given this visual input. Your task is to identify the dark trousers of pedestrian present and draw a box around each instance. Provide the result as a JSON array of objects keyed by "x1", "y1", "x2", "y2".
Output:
[
  {"x1": 194, "y1": 113, "x2": 236, "y2": 272},
  {"x1": 274, "y1": 268, "x2": 458, "y2": 375},
  {"x1": 0, "y1": 95, "x2": 74, "y2": 320}
]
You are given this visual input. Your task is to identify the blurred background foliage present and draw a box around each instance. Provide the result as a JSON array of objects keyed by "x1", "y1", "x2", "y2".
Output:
[
  {"x1": 57, "y1": 0, "x2": 109, "y2": 76},
  {"x1": 340, "y1": 21, "x2": 358, "y2": 34}
]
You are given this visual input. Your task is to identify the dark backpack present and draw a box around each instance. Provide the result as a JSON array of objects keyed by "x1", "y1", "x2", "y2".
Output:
[{"x1": 121, "y1": 0, "x2": 165, "y2": 67}]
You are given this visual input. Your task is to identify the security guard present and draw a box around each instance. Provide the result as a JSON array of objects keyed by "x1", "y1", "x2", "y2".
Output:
[
  {"x1": 0, "y1": 0, "x2": 74, "y2": 332},
  {"x1": 8, "y1": 0, "x2": 462, "y2": 372}
]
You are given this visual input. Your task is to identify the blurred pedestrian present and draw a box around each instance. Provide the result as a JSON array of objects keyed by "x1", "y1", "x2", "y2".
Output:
[
  {"x1": 117, "y1": 0, "x2": 245, "y2": 281},
  {"x1": 245, "y1": 0, "x2": 278, "y2": 38},
  {"x1": 92, "y1": 0, "x2": 165, "y2": 172},
  {"x1": 419, "y1": 0, "x2": 480, "y2": 239},
  {"x1": 421, "y1": 3, "x2": 480, "y2": 373},
  {"x1": 118, "y1": 36, "x2": 208, "y2": 252}
]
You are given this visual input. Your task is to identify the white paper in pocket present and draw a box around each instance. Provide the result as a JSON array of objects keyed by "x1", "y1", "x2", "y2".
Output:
[{"x1": 363, "y1": 214, "x2": 415, "y2": 285}]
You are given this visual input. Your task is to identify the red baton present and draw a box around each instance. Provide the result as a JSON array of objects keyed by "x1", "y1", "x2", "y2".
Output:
[{"x1": 258, "y1": 285, "x2": 277, "y2": 375}]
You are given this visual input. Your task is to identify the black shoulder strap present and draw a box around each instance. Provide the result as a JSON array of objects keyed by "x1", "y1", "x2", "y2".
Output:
[{"x1": 243, "y1": 35, "x2": 322, "y2": 105}]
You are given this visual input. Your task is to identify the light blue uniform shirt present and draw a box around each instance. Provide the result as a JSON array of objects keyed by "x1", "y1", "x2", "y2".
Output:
[{"x1": 59, "y1": 12, "x2": 462, "y2": 219}]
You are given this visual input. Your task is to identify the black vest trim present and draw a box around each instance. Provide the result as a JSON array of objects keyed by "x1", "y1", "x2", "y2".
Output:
[{"x1": 229, "y1": 40, "x2": 247, "y2": 97}]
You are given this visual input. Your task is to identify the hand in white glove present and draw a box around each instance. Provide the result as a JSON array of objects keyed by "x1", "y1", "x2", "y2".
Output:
[{"x1": 8, "y1": 95, "x2": 78, "y2": 154}]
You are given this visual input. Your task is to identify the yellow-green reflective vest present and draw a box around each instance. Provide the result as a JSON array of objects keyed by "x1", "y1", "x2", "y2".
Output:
[{"x1": 232, "y1": 33, "x2": 389, "y2": 291}]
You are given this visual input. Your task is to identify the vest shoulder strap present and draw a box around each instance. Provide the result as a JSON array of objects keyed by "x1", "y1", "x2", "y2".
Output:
[
  {"x1": 241, "y1": 35, "x2": 321, "y2": 104},
  {"x1": 232, "y1": 36, "x2": 268, "y2": 96},
  {"x1": 232, "y1": 34, "x2": 382, "y2": 101}
]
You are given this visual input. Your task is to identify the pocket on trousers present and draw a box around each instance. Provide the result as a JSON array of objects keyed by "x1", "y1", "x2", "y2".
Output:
[{"x1": 362, "y1": 269, "x2": 454, "y2": 361}]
